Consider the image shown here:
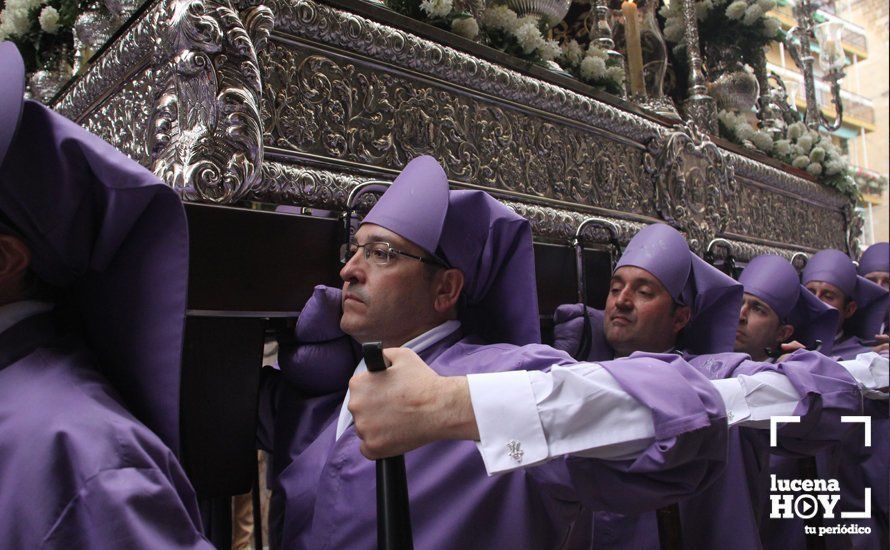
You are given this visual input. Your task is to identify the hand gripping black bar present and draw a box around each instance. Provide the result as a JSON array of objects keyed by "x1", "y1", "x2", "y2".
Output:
[{"x1": 362, "y1": 342, "x2": 414, "y2": 550}]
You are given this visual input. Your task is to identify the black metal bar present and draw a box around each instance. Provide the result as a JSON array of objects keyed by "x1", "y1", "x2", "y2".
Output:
[
  {"x1": 656, "y1": 503, "x2": 683, "y2": 550},
  {"x1": 363, "y1": 342, "x2": 414, "y2": 550}
]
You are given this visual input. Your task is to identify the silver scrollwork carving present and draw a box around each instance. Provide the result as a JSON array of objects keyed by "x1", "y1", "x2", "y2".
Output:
[
  {"x1": 645, "y1": 123, "x2": 737, "y2": 254},
  {"x1": 148, "y1": 0, "x2": 273, "y2": 203}
]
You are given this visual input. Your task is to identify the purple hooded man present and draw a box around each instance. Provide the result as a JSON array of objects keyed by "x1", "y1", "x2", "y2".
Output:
[
  {"x1": 858, "y1": 242, "x2": 890, "y2": 343},
  {"x1": 539, "y1": 225, "x2": 862, "y2": 549},
  {"x1": 0, "y1": 43, "x2": 210, "y2": 547},
  {"x1": 735, "y1": 254, "x2": 839, "y2": 361},
  {"x1": 802, "y1": 248, "x2": 889, "y2": 360},
  {"x1": 264, "y1": 156, "x2": 731, "y2": 549},
  {"x1": 773, "y1": 248, "x2": 890, "y2": 550},
  {"x1": 859, "y1": 242, "x2": 890, "y2": 291}
]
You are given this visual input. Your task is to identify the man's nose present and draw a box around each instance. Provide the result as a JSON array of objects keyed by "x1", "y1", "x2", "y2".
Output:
[
  {"x1": 616, "y1": 288, "x2": 633, "y2": 308},
  {"x1": 340, "y1": 253, "x2": 366, "y2": 283},
  {"x1": 739, "y1": 303, "x2": 748, "y2": 323}
]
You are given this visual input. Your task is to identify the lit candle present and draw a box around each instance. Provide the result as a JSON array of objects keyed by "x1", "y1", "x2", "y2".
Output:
[{"x1": 622, "y1": 0, "x2": 646, "y2": 96}]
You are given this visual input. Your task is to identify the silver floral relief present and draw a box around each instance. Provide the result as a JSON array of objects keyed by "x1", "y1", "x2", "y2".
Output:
[
  {"x1": 54, "y1": 0, "x2": 162, "y2": 120},
  {"x1": 732, "y1": 181, "x2": 847, "y2": 251},
  {"x1": 265, "y1": 0, "x2": 665, "y2": 142},
  {"x1": 78, "y1": 67, "x2": 161, "y2": 166},
  {"x1": 728, "y1": 152, "x2": 847, "y2": 210},
  {"x1": 259, "y1": 42, "x2": 653, "y2": 214},
  {"x1": 252, "y1": 161, "x2": 366, "y2": 208},
  {"x1": 147, "y1": 0, "x2": 274, "y2": 203},
  {"x1": 645, "y1": 124, "x2": 737, "y2": 255}
]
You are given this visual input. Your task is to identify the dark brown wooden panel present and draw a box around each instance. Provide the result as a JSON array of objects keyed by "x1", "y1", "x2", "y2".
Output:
[{"x1": 185, "y1": 203, "x2": 342, "y2": 313}]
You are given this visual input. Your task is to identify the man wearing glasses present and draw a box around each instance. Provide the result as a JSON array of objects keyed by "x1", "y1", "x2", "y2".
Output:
[{"x1": 265, "y1": 155, "x2": 731, "y2": 549}]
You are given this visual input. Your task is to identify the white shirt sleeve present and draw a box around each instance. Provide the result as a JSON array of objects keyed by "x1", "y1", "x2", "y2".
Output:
[
  {"x1": 840, "y1": 352, "x2": 889, "y2": 400},
  {"x1": 467, "y1": 363, "x2": 655, "y2": 475},
  {"x1": 466, "y1": 362, "x2": 815, "y2": 475}
]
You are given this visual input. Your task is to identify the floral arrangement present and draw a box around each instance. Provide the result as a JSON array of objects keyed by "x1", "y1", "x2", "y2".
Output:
[
  {"x1": 385, "y1": 0, "x2": 562, "y2": 64},
  {"x1": 660, "y1": 0, "x2": 783, "y2": 59},
  {"x1": 477, "y1": 4, "x2": 561, "y2": 64},
  {"x1": 0, "y1": 0, "x2": 87, "y2": 72},
  {"x1": 719, "y1": 110, "x2": 858, "y2": 200},
  {"x1": 385, "y1": 0, "x2": 482, "y2": 40},
  {"x1": 559, "y1": 39, "x2": 625, "y2": 95}
]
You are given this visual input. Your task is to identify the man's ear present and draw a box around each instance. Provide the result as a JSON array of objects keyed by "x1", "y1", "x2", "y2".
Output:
[
  {"x1": 843, "y1": 300, "x2": 857, "y2": 321},
  {"x1": 0, "y1": 234, "x2": 32, "y2": 298},
  {"x1": 777, "y1": 324, "x2": 795, "y2": 345},
  {"x1": 433, "y1": 268, "x2": 464, "y2": 314},
  {"x1": 672, "y1": 305, "x2": 692, "y2": 335}
]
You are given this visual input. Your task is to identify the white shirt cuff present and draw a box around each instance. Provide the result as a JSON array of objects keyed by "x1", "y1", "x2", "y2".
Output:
[
  {"x1": 843, "y1": 352, "x2": 889, "y2": 400},
  {"x1": 467, "y1": 371, "x2": 549, "y2": 475},
  {"x1": 710, "y1": 378, "x2": 751, "y2": 427}
]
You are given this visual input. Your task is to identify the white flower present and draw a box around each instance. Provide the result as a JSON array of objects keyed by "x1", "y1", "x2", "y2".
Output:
[
  {"x1": 38, "y1": 6, "x2": 59, "y2": 34},
  {"x1": 516, "y1": 15, "x2": 539, "y2": 28},
  {"x1": 0, "y1": 3, "x2": 33, "y2": 39},
  {"x1": 561, "y1": 39, "x2": 585, "y2": 67},
  {"x1": 479, "y1": 5, "x2": 518, "y2": 32},
  {"x1": 451, "y1": 16, "x2": 479, "y2": 39},
  {"x1": 718, "y1": 109, "x2": 739, "y2": 127},
  {"x1": 605, "y1": 65, "x2": 626, "y2": 85},
  {"x1": 757, "y1": 0, "x2": 776, "y2": 12},
  {"x1": 761, "y1": 16, "x2": 780, "y2": 36},
  {"x1": 774, "y1": 139, "x2": 791, "y2": 156},
  {"x1": 513, "y1": 22, "x2": 544, "y2": 54},
  {"x1": 806, "y1": 162, "x2": 823, "y2": 176},
  {"x1": 809, "y1": 146, "x2": 826, "y2": 163},
  {"x1": 742, "y1": 4, "x2": 763, "y2": 25},
  {"x1": 824, "y1": 160, "x2": 843, "y2": 176},
  {"x1": 752, "y1": 130, "x2": 773, "y2": 152},
  {"x1": 787, "y1": 122, "x2": 806, "y2": 140},
  {"x1": 420, "y1": 0, "x2": 453, "y2": 19},
  {"x1": 538, "y1": 39, "x2": 562, "y2": 61},
  {"x1": 586, "y1": 44, "x2": 608, "y2": 59},
  {"x1": 736, "y1": 122, "x2": 755, "y2": 141},
  {"x1": 580, "y1": 55, "x2": 607, "y2": 81},
  {"x1": 725, "y1": 0, "x2": 747, "y2": 20},
  {"x1": 796, "y1": 133, "x2": 814, "y2": 153},
  {"x1": 792, "y1": 155, "x2": 810, "y2": 169},
  {"x1": 663, "y1": 23, "x2": 685, "y2": 43}
]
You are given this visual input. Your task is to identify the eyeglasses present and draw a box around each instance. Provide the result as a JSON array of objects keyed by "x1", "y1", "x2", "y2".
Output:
[{"x1": 339, "y1": 241, "x2": 448, "y2": 268}]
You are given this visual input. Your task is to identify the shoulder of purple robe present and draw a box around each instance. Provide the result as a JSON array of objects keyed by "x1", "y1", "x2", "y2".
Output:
[
  {"x1": 747, "y1": 350, "x2": 861, "y2": 457},
  {"x1": 432, "y1": 338, "x2": 576, "y2": 375},
  {"x1": 0, "y1": 340, "x2": 207, "y2": 548},
  {"x1": 534, "y1": 352, "x2": 727, "y2": 514},
  {"x1": 551, "y1": 305, "x2": 614, "y2": 361},
  {"x1": 831, "y1": 335, "x2": 882, "y2": 361},
  {"x1": 277, "y1": 285, "x2": 359, "y2": 396},
  {"x1": 41, "y1": 467, "x2": 214, "y2": 549}
]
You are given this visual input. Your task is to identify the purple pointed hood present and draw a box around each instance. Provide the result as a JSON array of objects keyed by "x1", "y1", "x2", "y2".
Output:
[
  {"x1": 858, "y1": 242, "x2": 889, "y2": 276},
  {"x1": 803, "y1": 249, "x2": 889, "y2": 339},
  {"x1": 361, "y1": 157, "x2": 539, "y2": 345},
  {"x1": 362, "y1": 156, "x2": 449, "y2": 256},
  {"x1": 739, "y1": 255, "x2": 838, "y2": 354},
  {"x1": 616, "y1": 223, "x2": 742, "y2": 354},
  {"x1": 438, "y1": 190, "x2": 540, "y2": 346},
  {"x1": 0, "y1": 43, "x2": 188, "y2": 453}
]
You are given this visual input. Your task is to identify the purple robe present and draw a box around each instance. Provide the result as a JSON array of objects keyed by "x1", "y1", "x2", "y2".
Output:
[
  {"x1": 553, "y1": 306, "x2": 862, "y2": 549},
  {"x1": 0, "y1": 313, "x2": 211, "y2": 548},
  {"x1": 830, "y1": 335, "x2": 884, "y2": 361},
  {"x1": 270, "y1": 326, "x2": 729, "y2": 549}
]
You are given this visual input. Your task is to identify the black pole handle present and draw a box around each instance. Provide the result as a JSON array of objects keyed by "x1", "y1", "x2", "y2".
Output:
[{"x1": 362, "y1": 342, "x2": 414, "y2": 550}]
